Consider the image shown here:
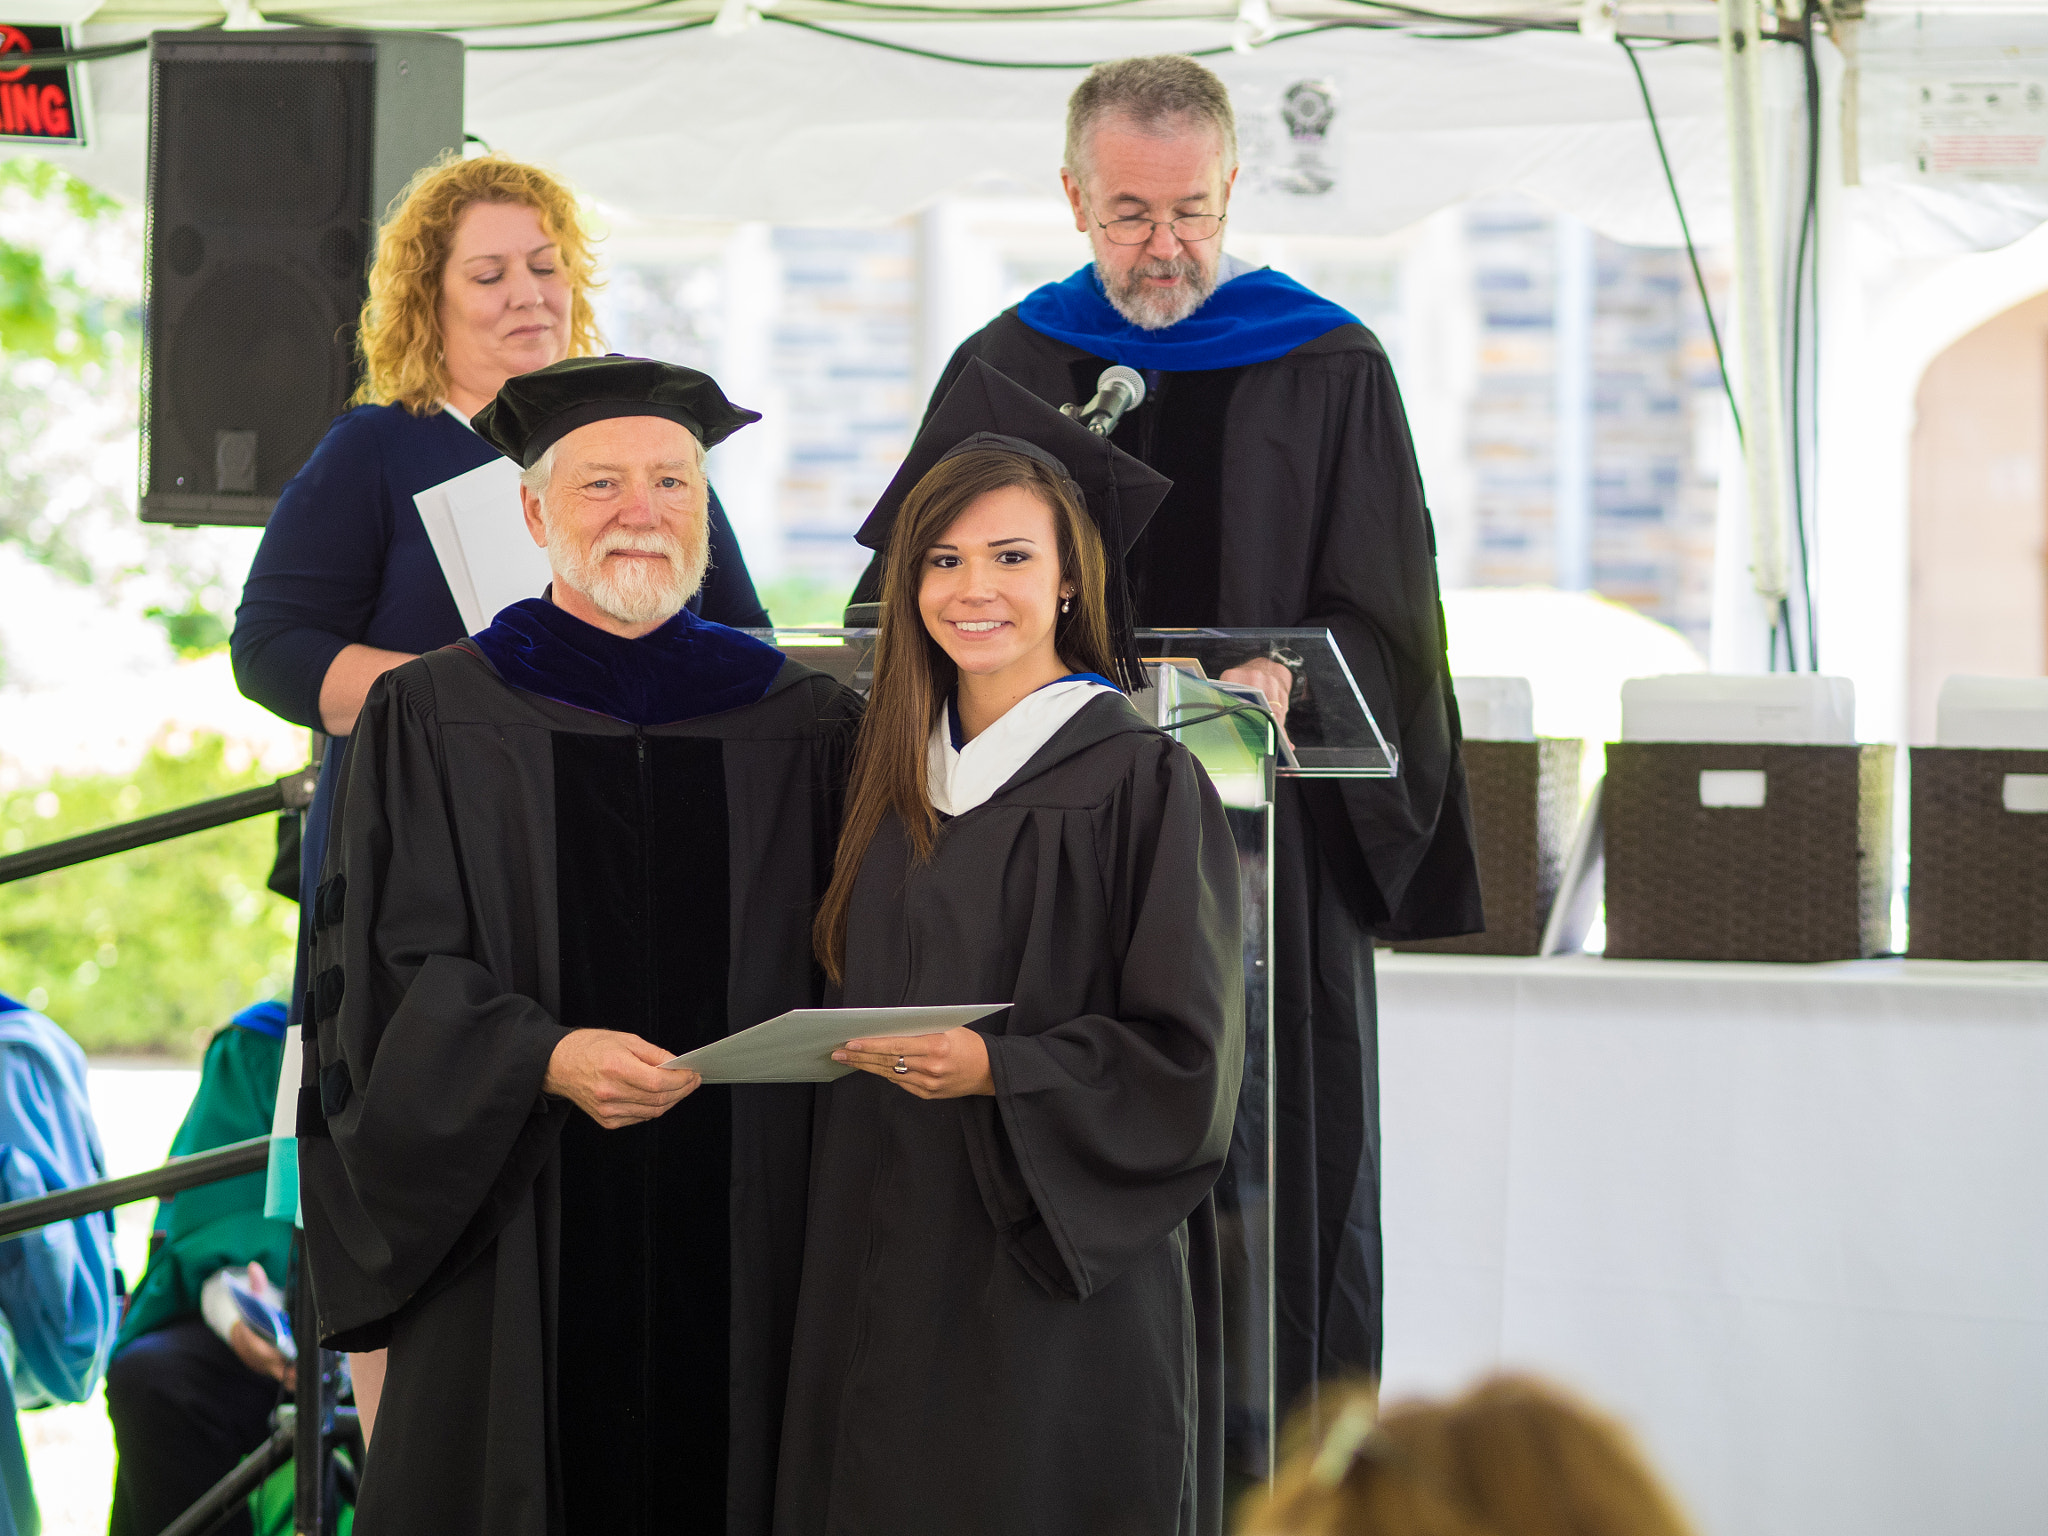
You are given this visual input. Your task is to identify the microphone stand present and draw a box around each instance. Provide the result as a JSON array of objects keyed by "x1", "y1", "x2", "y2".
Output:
[{"x1": 1062, "y1": 364, "x2": 1147, "y2": 437}]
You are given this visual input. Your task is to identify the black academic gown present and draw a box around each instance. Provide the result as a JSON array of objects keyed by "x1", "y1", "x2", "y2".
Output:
[
  {"x1": 852, "y1": 311, "x2": 1483, "y2": 1411},
  {"x1": 774, "y1": 693, "x2": 1244, "y2": 1536},
  {"x1": 297, "y1": 637, "x2": 859, "y2": 1536}
]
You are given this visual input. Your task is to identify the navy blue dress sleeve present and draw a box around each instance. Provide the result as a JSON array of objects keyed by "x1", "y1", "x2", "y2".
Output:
[
  {"x1": 232, "y1": 411, "x2": 399, "y2": 731},
  {"x1": 233, "y1": 406, "x2": 501, "y2": 731},
  {"x1": 697, "y1": 487, "x2": 771, "y2": 629}
]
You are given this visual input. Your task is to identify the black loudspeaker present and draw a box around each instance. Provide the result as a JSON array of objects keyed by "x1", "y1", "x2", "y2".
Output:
[{"x1": 141, "y1": 29, "x2": 464, "y2": 526}]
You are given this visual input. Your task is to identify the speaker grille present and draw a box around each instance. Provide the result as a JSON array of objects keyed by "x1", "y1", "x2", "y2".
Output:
[
  {"x1": 163, "y1": 262, "x2": 350, "y2": 495},
  {"x1": 141, "y1": 30, "x2": 463, "y2": 525},
  {"x1": 143, "y1": 39, "x2": 376, "y2": 520},
  {"x1": 161, "y1": 61, "x2": 361, "y2": 228}
]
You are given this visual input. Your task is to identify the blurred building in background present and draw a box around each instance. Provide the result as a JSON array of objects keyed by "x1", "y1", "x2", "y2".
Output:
[
  {"x1": 595, "y1": 192, "x2": 1728, "y2": 642},
  {"x1": 1460, "y1": 197, "x2": 1724, "y2": 649}
]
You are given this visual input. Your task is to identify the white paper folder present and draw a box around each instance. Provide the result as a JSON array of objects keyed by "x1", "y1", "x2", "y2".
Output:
[
  {"x1": 662, "y1": 1004, "x2": 1008, "y2": 1083},
  {"x1": 414, "y1": 455, "x2": 551, "y2": 634}
]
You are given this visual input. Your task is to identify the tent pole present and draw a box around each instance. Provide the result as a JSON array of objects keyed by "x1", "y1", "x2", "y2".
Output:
[{"x1": 1719, "y1": 0, "x2": 1793, "y2": 632}]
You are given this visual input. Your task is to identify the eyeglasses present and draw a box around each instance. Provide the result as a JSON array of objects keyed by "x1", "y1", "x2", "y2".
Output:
[{"x1": 1092, "y1": 212, "x2": 1227, "y2": 246}]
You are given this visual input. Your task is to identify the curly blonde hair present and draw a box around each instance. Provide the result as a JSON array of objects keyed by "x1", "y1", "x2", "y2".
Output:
[{"x1": 351, "y1": 152, "x2": 604, "y2": 415}]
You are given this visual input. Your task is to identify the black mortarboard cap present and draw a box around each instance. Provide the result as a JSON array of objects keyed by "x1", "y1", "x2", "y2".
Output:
[
  {"x1": 855, "y1": 359, "x2": 1171, "y2": 683},
  {"x1": 471, "y1": 354, "x2": 761, "y2": 468}
]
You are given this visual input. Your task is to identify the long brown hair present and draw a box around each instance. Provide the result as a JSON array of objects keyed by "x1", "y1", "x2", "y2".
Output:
[
  {"x1": 1239, "y1": 1374, "x2": 1703, "y2": 1536},
  {"x1": 351, "y1": 152, "x2": 604, "y2": 415},
  {"x1": 814, "y1": 448, "x2": 1126, "y2": 982}
]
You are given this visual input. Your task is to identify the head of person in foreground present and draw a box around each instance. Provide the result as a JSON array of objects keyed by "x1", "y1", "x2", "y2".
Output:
[
  {"x1": 472, "y1": 355, "x2": 760, "y2": 636},
  {"x1": 1062, "y1": 54, "x2": 1239, "y2": 331},
  {"x1": 1239, "y1": 1373, "x2": 1704, "y2": 1536}
]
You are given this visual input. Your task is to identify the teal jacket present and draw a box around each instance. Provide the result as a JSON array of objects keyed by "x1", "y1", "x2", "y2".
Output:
[{"x1": 116, "y1": 1002, "x2": 293, "y2": 1352}]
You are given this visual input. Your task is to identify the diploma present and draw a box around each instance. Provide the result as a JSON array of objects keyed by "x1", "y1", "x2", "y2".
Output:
[
  {"x1": 662, "y1": 1004, "x2": 1008, "y2": 1084},
  {"x1": 414, "y1": 455, "x2": 550, "y2": 633}
]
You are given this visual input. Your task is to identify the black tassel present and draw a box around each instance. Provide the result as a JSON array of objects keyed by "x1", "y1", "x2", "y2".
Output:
[
  {"x1": 1096, "y1": 434, "x2": 1148, "y2": 692},
  {"x1": 1107, "y1": 569, "x2": 1147, "y2": 693}
]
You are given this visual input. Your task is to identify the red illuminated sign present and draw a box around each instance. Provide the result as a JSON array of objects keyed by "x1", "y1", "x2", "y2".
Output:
[{"x1": 0, "y1": 25, "x2": 83, "y2": 146}]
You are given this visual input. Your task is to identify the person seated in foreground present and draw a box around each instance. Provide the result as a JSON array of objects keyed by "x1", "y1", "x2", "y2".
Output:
[
  {"x1": 1239, "y1": 1373, "x2": 1703, "y2": 1536},
  {"x1": 106, "y1": 999, "x2": 297, "y2": 1536},
  {"x1": 297, "y1": 356, "x2": 860, "y2": 1536},
  {"x1": 0, "y1": 990, "x2": 120, "y2": 1536}
]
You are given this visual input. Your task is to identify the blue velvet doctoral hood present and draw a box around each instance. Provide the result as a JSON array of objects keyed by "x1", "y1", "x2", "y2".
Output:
[
  {"x1": 1014, "y1": 263, "x2": 1360, "y2": 370},
  {"x1": 469, "y1": 597, "x2": 784, "y2": 726},
  {"x1": 231, "y1": 999, "x2": 288, "y2": 1040}
]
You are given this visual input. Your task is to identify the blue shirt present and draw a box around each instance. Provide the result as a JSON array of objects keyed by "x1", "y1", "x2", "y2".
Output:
[
  {"x1": 231, "y1": 403, "x2": 770, "y2": 732},
  {"x1": 0, "y1": 997, "x2": 119, "y2": 1536}
]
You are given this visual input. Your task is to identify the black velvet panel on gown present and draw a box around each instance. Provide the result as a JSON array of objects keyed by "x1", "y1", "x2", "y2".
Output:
[
  {"x1": 554, "y1": 732, "x2": 733, "y2": 1535},
  {"x1": 1068, "y1": 353, "x2": 1389, "y2": 1397},
  {"x1": 1066, "y1": 357, "x2": 1243, "y2": 627}
]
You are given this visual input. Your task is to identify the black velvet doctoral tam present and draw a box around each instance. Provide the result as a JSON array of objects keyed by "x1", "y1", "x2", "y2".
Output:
[{"x1": 472, "y1": 354, "x2": 762, "y2": 467}]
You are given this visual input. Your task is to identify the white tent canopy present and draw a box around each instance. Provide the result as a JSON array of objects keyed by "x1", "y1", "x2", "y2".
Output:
[
  {"x1": 28, "y1": 2, "x2": 2045, "y2": 249},
  {"x1": 49, "y1": 18, "x2": 1750, "y2": 245}
]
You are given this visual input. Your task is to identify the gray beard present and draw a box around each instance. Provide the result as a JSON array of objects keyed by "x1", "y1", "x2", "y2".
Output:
[
  {"x1": 547, "y1": 519, "x2": 708, "y2": 628},
  {"x1": 1095, "y1": 253, "x2": 1218, "y2": 331}
]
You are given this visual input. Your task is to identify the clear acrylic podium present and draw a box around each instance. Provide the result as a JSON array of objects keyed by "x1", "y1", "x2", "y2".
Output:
[{"x1": 751, "y1": 626, "x2": 1396, "y2": 1481}]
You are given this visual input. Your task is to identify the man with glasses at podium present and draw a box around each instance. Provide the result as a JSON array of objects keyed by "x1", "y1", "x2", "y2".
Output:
[{"x1": 850, "y1": 54, "x2": 1483, "y2": 1421}]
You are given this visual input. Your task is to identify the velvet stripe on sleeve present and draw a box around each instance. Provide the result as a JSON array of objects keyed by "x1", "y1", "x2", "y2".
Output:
[{"x1": 300, "y1": 664, "x2": 568, "y2": 1340}]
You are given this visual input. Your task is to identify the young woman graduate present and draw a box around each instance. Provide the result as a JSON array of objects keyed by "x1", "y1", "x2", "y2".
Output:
[{"x1": 773, "y1": 359, "x2": 1245, "y2": 1536}]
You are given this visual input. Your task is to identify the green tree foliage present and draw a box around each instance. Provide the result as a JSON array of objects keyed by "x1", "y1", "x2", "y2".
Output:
[
  {"x1": 144, "y1": 596, "x2": 232, "y2": 658},
  {"x1": 0, "y1": 154, "x2": 143, "y2": 582},
  {"x1": 758, "y1": 573, "x2": 855, "y2": 627},
  {"x1": 0, "y1": 154, "x2": 254, "y2": 668},
  {"x1": 0, "y1": 734, "x2": 296, "y2": 1056},
  {"x1": 0, "y1": 157, "x2": 125, "y2": 369}
]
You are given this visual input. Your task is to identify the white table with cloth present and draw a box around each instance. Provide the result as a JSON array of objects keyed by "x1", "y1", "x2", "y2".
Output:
[{"x1": 1375, "y1": 953, "x2": 2048, "y2": 1536}]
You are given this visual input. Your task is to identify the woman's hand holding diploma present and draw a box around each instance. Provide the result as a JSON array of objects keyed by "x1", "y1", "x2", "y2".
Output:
[{"x1": 835, "y1": 1027, "x2": 995, "y2": 1099}]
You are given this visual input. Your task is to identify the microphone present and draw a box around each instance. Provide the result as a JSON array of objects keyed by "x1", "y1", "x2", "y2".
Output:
[{"x1": 1064, "y1": 365, "x2": 1146, "y2": 437}]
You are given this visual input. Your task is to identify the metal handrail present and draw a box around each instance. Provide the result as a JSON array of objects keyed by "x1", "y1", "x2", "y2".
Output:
[
  {"x1": 0, "y1": 755, "x2": 337, "y2": 1526},
  {"x1": 151, "y1": 1405, "x2": 359, "y2": 1536},
  {"x1": 158, "y1": 1420, "x2": 296, "y2": 1536},
  {"x1": 0, "y1": 1131, "x2": 349, "y2": 1534},
  {"x1": 0, "y1": 766, "x2": 319, "y2": 887},
  {"x1": 0, "y1": 1136, "x2": 271, "y2": 1240}
]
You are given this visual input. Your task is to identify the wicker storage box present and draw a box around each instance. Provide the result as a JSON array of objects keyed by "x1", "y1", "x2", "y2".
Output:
[
  {"x1": 1399, "y1": 737, "x2": 1583, "y2": 956},
  {"x1": 1908, "y1": 747, "x2": 2048, "y2": 959},
  {"x1": 1604, "y1": 742, "x2": 1894, "y2": 962}
]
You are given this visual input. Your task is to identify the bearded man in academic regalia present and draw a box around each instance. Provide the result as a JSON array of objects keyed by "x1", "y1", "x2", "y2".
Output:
[
  {"x1": 298, "y1": 356, "x2": 858, "y2": 1536},
  {"x1": 850, "y1": 55, "x2": 1484, "y2": 1421}
]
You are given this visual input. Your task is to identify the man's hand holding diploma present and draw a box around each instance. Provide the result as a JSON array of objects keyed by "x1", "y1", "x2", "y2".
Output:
[{"x1": 545, "y1": 1029, "x2": 702, "y2": 1128}]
